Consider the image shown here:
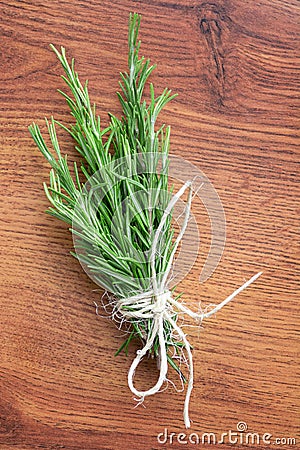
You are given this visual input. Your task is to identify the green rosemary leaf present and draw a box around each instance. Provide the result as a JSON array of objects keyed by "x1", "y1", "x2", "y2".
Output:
[{"x1": 115, "y1": 330, "x2": 136, "y2": 357}]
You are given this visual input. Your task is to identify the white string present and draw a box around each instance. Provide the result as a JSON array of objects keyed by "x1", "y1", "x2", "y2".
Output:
[{"x1": 115, "y1": 181, "x2": 263, "y2": 428}]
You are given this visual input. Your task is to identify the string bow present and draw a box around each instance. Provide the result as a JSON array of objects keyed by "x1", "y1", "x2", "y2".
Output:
[{"x1": 117, "y1": 181, "x2": 262, "y2": 428}]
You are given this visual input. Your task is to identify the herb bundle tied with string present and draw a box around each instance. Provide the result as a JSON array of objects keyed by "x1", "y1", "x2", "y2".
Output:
[{"x1": 29, "y1": 13, "x2": 262, "y2": 428}]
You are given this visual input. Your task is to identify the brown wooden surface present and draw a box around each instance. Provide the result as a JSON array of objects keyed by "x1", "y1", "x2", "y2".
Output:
[{"x1": 0, "y1": 1, "x2": 299, "y2": 449}]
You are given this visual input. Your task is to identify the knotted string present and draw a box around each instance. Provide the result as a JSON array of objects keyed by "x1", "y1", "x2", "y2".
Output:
[{"x1": 116, "y1": 181, "x2": 262, "y2": 428}]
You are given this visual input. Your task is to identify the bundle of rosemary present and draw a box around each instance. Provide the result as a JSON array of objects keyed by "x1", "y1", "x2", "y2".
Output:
[{"x1": 29, "y1": 13, "x2": 261, "y2": 428}]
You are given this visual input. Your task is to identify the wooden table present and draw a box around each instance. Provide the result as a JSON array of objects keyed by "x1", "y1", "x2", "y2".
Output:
[{"x1": 1, "y1": 1, "x2": 299, "y2": 449}]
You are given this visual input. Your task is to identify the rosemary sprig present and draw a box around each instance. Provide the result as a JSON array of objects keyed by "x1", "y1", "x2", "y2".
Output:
[{"x1": 29, "y1": 13, "x2": 184, "y2": 377}]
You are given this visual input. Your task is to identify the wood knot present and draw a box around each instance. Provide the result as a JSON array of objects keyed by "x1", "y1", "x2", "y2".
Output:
[
  {"x1": 196, "y1": 2, "x2": 232, "y2": 104},
  {"x1": 198, "y1": 3, "x2": 225, "y2": 33}
]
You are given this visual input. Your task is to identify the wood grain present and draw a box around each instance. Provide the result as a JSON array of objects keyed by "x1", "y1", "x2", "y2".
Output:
[{"x1": 0, "y1": 1, "x2": 299, "y2": 449}]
